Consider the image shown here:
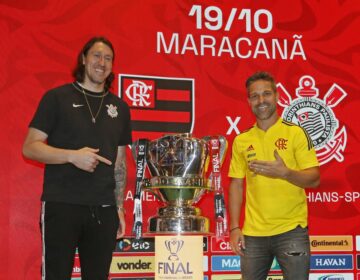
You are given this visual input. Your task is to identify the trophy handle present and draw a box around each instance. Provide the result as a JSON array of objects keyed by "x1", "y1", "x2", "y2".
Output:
[
  {"x1": 202, "y1": 135, "x2": 228, "y2": 189},
  {"x1": 131, "y1": 139, "x2": 150, "y2": 162},
  {"x1": 202, "y1": 135, "x2": 228, "y2": 169},
  {"x1": 206, "y1": 135, "x2": 227, "y2": 164}
]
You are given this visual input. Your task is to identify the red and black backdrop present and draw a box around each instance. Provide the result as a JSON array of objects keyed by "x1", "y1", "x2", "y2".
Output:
[{"x1": 1, "y1": 0, "x2": 359, "y2": 279}]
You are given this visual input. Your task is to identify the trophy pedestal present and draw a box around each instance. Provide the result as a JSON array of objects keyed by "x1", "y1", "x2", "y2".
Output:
[{"x1": 148, "y1": 206, "x2": 209, "y2": 234}]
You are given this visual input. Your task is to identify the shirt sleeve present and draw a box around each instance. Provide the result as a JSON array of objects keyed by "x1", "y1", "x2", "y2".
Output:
[
  {"x1": 294, "y1": 127, "x2": 319, "y2": 169},
  {"x1": 118, "y1": 101, "x2": 132, "y2": 146},
  {"x1": 29, "y1": 91, "x2": 57, "y2": 136},
  {"x1": 228, "y1": 137, "x2": 247, "y2": 178}
]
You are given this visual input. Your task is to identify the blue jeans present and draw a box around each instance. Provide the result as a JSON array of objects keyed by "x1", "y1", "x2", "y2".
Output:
[{"x1": 241, "y1": 226, "x2": 310, "y2": 280}]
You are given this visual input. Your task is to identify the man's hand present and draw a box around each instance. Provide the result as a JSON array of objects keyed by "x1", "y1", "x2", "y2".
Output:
[
  {"x1": 68, "y1": 147, "x2": 112, "y2": 172},
  {"x1": 248, "y1": 150, "x2": 289, "y2": 179},
  {"x1": 229, "y1": 228, "x2": 246, "y2": 256}
]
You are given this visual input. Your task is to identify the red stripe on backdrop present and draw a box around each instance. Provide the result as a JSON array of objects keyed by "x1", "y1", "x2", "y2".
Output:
[
  {"x1": 131, "y1": 109, "x2": 190, "y2": 122},
  {"x1": 157, "y1": 89, "x2": 190, "y2": 101},
  {"x1": 132, "y1": 131, "x2": 170, "y2": 140}
]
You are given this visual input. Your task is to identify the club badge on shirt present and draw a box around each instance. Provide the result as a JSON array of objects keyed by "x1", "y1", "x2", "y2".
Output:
[{"x1": 106, "y1": 104, "x2": 118, "y2": 118}]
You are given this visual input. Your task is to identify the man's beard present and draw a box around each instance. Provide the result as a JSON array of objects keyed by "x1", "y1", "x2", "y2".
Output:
[{"x1": 252, "y1": 102, "x2": 277, "y2": 120}]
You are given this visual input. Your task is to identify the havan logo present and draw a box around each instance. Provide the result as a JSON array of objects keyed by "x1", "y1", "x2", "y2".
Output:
[
  {"x1": 310, "y1": 255, "x2": 353, "y2": 270},
  {"x1": 278, "y1": 75, "x2": 347, "y2": 165}
]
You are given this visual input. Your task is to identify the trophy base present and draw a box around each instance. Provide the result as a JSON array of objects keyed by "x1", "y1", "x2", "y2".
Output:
[{"x1": 148, "y1": 206, "x2": 209, "y2": 234}]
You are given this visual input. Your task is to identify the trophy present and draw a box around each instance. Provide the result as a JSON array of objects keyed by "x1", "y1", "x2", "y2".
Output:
[{"x1": 132, "y1": 133, "x2": 227, "y2": 235}]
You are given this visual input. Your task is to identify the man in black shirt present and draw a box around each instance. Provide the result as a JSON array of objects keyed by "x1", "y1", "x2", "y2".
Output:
[{"x1": 23, "y1": 36, "x2": 132, "y2": 280}]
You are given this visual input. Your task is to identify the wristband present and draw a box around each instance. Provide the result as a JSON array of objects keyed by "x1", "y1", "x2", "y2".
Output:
[{"x1": 230, "y1": 226, "x2": 240, "y2": 232}]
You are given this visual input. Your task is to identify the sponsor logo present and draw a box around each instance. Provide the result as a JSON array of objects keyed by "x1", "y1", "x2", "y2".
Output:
[
  {"x1": 309, "y1": 273, "x2": 354, "y2": 280},
  {"x1": 247, "y1": 145, "x2": 254, "y2": 151},
  {"x1": 266, "y1": 276, "x2": 284, "y2": 280},
  {"x1": 119, "y1": 74, "x2": 195, "y2": 140},
  {"x1": 311, "y1": 255, "x2": 353, "y2": 270},
  {"x1": 356, "y1": 236, "x2": 360, "y2": 251},
  {"x1": 357, "y1": 255, "x2": 360, "y2": 269},
  {"x1": 72, "y1": 103, "x2": 84, "y2": 108},
  {"x1": 211, "y1": 255, "x2": 240, "y2": 271},
  {"x1": 279, "y1": 75, "x2": 347, "y2": 165},
  {"x1": 115, "y1": 237, "x2": 155, "y2": 253},
  {"x1": 310, "y1": 236, "x2": 353, "y2": 251},
  {"x1": 275, "y1": 138, "x2": 288, "y2": 150},
  {"x1": 110, "y1": 256, "x2": 154, "y2": 273},
  {"x1": 211, "y1": 236, "x2": 232, "y2": 252},
  {"x1": 211, "y1": 256, "x2": 279, "y2": 271}
]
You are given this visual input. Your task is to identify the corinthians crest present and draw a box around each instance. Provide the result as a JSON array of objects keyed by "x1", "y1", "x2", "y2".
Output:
[{"x1": 278, "y1": 75, "x2": 347, "y2": 165}]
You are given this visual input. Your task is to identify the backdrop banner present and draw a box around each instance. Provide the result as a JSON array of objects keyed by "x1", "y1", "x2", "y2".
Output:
[{"x1": 1, "y1": 0, "x2": 359, "y2": 279}]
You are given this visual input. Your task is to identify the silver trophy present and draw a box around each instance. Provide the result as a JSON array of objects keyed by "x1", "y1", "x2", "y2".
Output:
[{"x1": 132, "y1": 133, "x2": 227, "y2": 234}]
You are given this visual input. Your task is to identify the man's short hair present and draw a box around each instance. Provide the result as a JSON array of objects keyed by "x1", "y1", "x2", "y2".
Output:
[{"x1": 245, "y1": 71, "x2": 277, "y2": 93}]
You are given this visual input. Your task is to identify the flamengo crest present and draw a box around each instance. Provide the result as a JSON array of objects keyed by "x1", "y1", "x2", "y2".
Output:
[{"x1": 278, "y1": 75, "x2": 347, "y2": 165}]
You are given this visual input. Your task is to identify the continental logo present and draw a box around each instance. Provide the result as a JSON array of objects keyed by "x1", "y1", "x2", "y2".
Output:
[
  {"x1": 310, "y1": 236, "x2": 353, "y2": 251},
  {"x1": 110, "y1": 256, "x2": 154, "y2": 273}
]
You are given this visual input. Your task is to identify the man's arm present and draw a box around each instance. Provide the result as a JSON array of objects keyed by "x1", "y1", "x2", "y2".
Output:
[
  {"x1": 22, "y1": 127, "x2": 111, "y2": 172},
  {"x1": 249, "y1": 150, "x2": 320, "y2": 188},
  {"x1": 114, "y1": 146, "x2": 127, "y2": 238},
  {"x1": 228, "y1": 178, "x2": 246, "y2": 256}
]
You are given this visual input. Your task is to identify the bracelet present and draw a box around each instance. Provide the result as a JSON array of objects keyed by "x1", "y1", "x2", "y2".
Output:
[{"x1": 230, "y1": 226, "x2": 240, "y2": 232}]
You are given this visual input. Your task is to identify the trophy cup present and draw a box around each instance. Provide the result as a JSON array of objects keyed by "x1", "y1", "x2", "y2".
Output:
[{"x1": 132, "y1": 133, "x2": 227, "y2": 235}]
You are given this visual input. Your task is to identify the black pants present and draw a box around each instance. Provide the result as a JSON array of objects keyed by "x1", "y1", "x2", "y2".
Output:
[{"x1": 40, "y1": 202, "x2": 119, "y2": 280}]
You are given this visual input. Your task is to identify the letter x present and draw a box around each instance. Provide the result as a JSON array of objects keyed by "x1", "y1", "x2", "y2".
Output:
[{"x1": 226, "y1": 116, "x2": 241, "y2": 135}]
